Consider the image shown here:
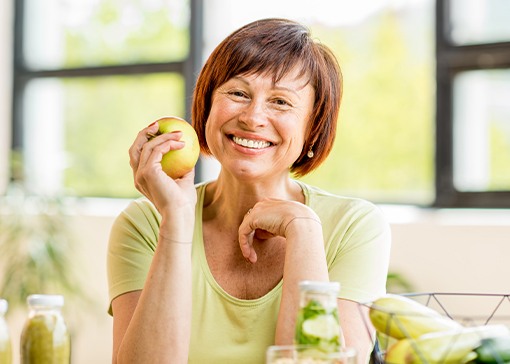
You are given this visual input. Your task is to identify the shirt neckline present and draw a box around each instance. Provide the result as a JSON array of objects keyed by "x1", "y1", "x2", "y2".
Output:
[{"x1": 194, "y1": 181, "x2": 288, "y2": 306}]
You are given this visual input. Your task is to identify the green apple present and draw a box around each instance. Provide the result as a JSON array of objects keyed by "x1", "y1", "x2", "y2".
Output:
[{"x1": 151, "y1": 116, "x2": 200, "y2": 179}]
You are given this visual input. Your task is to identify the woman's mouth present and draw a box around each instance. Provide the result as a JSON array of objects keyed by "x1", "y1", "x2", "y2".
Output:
[{"x1": 231, "y1": 136, "x2": 272, "y2": 149}]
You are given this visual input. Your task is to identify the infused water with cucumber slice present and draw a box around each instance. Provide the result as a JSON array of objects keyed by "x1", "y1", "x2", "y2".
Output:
[{"x1": 294, "y1": 281, "x2": 343, "y2": 354}]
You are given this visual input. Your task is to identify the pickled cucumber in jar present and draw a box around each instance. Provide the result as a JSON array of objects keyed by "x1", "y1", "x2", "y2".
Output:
[{"x1": 20, "y1": 295, "x2": 70, "y2": 364}]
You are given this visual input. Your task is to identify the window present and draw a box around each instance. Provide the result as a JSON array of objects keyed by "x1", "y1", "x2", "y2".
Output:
[
  {"x1": 435, "y1": 0, "x2": 510, "y2": 207},
  {"x1": 15, "y1": 0, "x2": 509, "y2": 208},
  {"x1": 12, "y1": 0, "x2": 202, "y2": 198}
]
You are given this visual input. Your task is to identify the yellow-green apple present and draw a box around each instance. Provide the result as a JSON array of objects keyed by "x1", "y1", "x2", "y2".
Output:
[{"x1": 150, "y1": 116, "x2": 200, "y2": 179}]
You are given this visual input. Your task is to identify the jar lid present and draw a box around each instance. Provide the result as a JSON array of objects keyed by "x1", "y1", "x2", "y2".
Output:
[
  {"x1": 299, "y1": 280, "x2": 341, "y2": 293},
  {"x1": 0, "y1": 299, "x2": 7, "y2": 314},
  {"x1": 27, "y1": 294, "x2": 64, "y2": 308}
]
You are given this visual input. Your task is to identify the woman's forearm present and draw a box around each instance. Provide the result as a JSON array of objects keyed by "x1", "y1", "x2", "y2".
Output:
[
  {"x1": 116, "y1": 217, "x2": 193, "y2": 364},
  {"x1": 275, "y1": 220, "x2": 329, "y2": 344},
  {"x1": 339, "y1": 302, "x2": 375, "y2": 363}
]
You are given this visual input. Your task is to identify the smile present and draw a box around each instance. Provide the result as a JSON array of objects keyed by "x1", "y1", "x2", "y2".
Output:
[{"x1": 232, "y1": 136, "x2": 272, "y2": 149}]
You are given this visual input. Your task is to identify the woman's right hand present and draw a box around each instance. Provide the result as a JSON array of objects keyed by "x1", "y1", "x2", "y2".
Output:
[
  {"x1": 116, "y1": 122, "x2": 196, "y2": 364},
  {"x1": 128, "y1": 121, "x2": 197, "y2": 215}
]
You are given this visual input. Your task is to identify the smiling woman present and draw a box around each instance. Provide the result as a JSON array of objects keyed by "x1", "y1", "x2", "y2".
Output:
[{"x1": 108, "y1": 18, "x2": 391, "y2": 364}]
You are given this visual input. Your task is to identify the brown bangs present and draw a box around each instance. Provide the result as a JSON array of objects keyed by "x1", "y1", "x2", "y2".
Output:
[{"x1": 214, "y1": 22, "x2": 313, "y2": 87}]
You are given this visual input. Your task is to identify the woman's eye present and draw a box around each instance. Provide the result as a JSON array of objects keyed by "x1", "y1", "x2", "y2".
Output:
[
  {"x1": 273, "y1": 98, "x2": 291, "y2": 107},
  {"x1": 229, "y1": 90, "x2": 246, "y2": 98}
]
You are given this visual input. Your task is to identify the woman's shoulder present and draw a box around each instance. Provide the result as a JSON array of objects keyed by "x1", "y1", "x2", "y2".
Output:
[
  {"x1": 296, "y1": 180, "x2": 388, "y2": 230},
  {"x1": 121, "y1": 197, "x2": 158, "y2": 219},
  {"x1": 297, "y1": 180, "x2": 378, "y2": 212}
]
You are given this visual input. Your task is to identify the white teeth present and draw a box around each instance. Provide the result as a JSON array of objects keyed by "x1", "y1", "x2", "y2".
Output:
[{"x1": 232, "y1": 136, "x2": 271, "y2": 149}]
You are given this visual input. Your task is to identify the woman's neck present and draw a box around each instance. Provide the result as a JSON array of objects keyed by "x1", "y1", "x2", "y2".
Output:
[{"x1": 202, "y1": 171, "x2": 304, "y2": 225}]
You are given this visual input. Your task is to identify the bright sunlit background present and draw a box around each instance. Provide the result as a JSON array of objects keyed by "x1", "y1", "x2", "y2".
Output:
[
  {"x1": 12, "y1": 0, "x2": 437, "y2": 206},
  {"x1": 1, "y1": 1, "x2": 510, "y2": 363}
]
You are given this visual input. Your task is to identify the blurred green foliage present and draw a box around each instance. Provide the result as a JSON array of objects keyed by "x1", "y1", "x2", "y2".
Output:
[
  {"x1": 490, "y1": 121, "x2": 510, "y2": 190},
  {"x1": 300, "y1": 12, "x2": 434, "y2": 204},
  {"x1": 63, "y1": 0, "x2": 189, "y2": 67},
  {"x1": 60, "y1": 4, "x2": 436, "y2": 202},
  {"x1": 62, "y1": 74, "x2": 185, "y2": 197}
]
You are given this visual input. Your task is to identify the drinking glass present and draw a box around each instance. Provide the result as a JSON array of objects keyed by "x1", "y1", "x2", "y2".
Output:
[{"x1": 266, "y1": 345, "x2": 357, "y2": 364}]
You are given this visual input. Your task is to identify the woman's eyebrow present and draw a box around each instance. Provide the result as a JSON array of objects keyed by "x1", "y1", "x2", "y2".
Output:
[
  {"x1": 230, "y1": 75, "x2": 306, "y2": 96},
  {"x1": 273, "y1": 85, "x2": 300, "y2": 96}
]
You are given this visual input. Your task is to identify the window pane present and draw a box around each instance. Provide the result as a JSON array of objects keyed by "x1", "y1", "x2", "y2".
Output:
[
  {"x1": 23, "y1": 74, "x2": 185, "y2": 198},
  {"x1": 449, "y1": 0, "x2": 510, "y2": 45},
  {"x1": 23, "y1": 0, "x2": 189, "y2": 70},
  {"x1": 453, "y1": 70, "x2": 510, "y2": 192}
]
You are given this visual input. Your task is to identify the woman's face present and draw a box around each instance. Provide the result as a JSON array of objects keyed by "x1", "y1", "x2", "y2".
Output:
[{"x1": 205, "y1": 67, "x2": 315, "y2": 181}]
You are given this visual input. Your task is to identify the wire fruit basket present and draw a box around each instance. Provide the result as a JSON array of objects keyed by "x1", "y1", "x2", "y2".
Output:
[{"x1": 360, "y1": 293, "x2": 510, "y2": 364}]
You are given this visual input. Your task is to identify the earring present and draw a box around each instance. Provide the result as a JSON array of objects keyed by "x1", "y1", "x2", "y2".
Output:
[{"x1": 307, "y1": 146, "x2": 314, "y2": 158}]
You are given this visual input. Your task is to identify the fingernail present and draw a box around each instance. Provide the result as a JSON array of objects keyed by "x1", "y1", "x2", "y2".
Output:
[{"x1": 148, "y1": 121, "x2": 157, "y2": 127}]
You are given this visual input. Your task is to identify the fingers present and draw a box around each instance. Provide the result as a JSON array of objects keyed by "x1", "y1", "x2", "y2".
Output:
[
  {"x1": 136, "y1": 134, "x2": 184, "y2": 191},
  {"x1": 238, "y1": 205, "x2": 277, "y2": 263},
  {"x1": 130, "y1": 123, "x2": 184, "y2": 173},
  {"x1": 129, "y1": 122, "x2": 186, "y2": 197},
  {"x1": 139, "y1": 132, "x2": 184, "y2": 170},
  {"x1": 238, "y1": 210, "x2": 258, "y2": 264},
  {"x1": 254, "y1": 229, "x2": 274, "y2": 240},
  {"x1": 237, "y1": 199, "x2": 320, "y2": 264},
  {"x1": 129, "y1": 122, "x2": 160, "y2": 170}
]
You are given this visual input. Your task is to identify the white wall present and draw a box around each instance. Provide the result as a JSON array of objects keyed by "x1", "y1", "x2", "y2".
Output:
[{"x1": 386, "y1": 208, "x2": 510, "y2": 293}]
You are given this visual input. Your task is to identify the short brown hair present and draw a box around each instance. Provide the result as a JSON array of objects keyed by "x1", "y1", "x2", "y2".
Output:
[{"x1": 192, "y1": 18, "x2": 342, "y2": 177}]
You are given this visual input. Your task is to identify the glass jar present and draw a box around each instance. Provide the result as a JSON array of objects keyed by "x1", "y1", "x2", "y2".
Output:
[
  {"x1": 20, "y1": 295, "x2": 70, "y2": 364},
  {"x1": 0, "y1": 298, "x2": 12, "y2": 364},
  {"x1": 294, "y1": 281, "x2": 343, "y2": 354}
]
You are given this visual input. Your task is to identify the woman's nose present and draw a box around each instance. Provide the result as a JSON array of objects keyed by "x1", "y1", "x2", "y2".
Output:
[{"x1": 239, "y1": 99, "x2": 269, "y2": 129}]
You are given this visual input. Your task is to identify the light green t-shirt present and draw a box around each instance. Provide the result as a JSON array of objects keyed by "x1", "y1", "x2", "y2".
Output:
[{"x1": 107, "y1": 180, "x2": 391, "y2": 363}]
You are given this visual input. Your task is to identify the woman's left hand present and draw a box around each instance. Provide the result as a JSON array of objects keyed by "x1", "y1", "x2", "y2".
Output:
[{"x1": 238, "y1": 198, "x2": 322, "y2": 263}]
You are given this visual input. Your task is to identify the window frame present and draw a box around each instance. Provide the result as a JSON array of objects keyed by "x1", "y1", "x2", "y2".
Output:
[
  {"x1": 11, "y1": 0, "x2": 204, "y2": 186},
  {"x1": 11, "y1": 0, "x2": 510, "y2": 207},
  {"x1": 435, "y1": 0, "x2": 510, "y2": 208}
]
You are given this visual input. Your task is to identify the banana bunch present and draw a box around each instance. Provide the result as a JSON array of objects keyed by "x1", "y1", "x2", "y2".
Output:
[{"x1": 369, "y1": 294, "x2": 510, "y2": 364}]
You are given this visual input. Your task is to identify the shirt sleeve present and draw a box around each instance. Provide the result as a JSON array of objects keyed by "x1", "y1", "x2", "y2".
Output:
[
  {"x1": 326, "y1": 201, "x2": 392, "y2": 303},
  {"x1": 107, "y1": 199, "x2": 160, "y2": 315}
]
